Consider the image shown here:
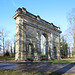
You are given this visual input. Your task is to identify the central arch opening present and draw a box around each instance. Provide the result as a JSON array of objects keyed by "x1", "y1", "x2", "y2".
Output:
[
  {"x1": 41, "y1": 33, "x2": 48, "y2": 60},
  {"x1": 41, "y1": 34, "x2": 46, "y2": 55}
]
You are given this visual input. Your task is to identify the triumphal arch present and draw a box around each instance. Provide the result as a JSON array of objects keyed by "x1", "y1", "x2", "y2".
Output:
[{"x1": 13, "y1": 8, "x2": 61, "y2": 60}]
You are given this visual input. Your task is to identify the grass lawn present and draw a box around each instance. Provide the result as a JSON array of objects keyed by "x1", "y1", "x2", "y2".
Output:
[
  {"x1": 49, "y1": 58, "x2": 75, "y2": 63},
  {"x1": 0, "y1": 70, "x2": 52, "y2": 75},
  {"x1": 0, "y1": 69, "x2": 75, "y2": 75},
  {"x1": 0, "y1": 56, "x2": 75, "y2": 63},
  {"x1": 0, "y1": 56, "x2": 15, "y2": 62}
]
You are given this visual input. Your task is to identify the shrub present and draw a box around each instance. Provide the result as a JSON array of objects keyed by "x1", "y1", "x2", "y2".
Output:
[{"x1": 4, "y1": 51, "x2": 10, "y2": 56}]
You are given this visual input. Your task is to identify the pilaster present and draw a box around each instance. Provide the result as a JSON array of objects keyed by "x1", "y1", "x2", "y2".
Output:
[
  {"x1": 48, "y1": 35, "x2": 51, "y2": 59},
  {"x1": 20, "y1": 22, "x2": 27, "y2": 60},
  {"x1": 15, "y1": 17, "x2": 27, "y2": 60},
  {"x1": 36, "y1": 31, "x2": 41, "y2": 60},
  {"x1": 51, "y1": 32, "x2": 54, "y2": 58},
  {"x1": 15, "y1": 18, "x2": 21, "y2": 60},
  {"x1": 56, "y1": 35, "x2": 60, "y2": 59},
  {"x1": 46, "y1": 37, "x2": 48, "y2": 60}
]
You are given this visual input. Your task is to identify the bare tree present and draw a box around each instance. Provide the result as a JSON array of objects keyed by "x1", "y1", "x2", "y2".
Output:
[
  {"x1": 14, "y1": 36, "x2": 15, "y2": 56},
  {"x1": 0, "y1": 32, "x2": 2, "y2": 51},
  {"x1": 8, "y1": 35, "x2": 16, "y2": 56},
  {"x1": 0, "y1": 29, "x2": 8, "y2": 56},
  {"x1": 67, "y1": 8, "x2": 75, "y2": 57},
  {"x1": 10, "y1": 43, "x2": 13, "y2": 56},
  {"x1": 5, "y1": 40, "x2": 10, "y2": 52}
]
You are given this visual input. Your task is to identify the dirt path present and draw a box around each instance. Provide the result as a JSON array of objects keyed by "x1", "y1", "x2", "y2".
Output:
[{"x1": 0, "y1": 62, "x2": 75, "y2": 73}]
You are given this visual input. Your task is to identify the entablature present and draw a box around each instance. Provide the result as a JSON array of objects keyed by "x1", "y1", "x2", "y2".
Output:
[{"x1": 13, "y1": 7, "x2": 62, "y2": 34}]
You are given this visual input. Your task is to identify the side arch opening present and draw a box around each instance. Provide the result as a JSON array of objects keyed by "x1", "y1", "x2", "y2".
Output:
[{"x1": 27, "y1": 43, "x2": 34, "y2": 60}]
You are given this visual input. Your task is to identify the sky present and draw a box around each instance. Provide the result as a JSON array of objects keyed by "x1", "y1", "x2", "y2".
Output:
[{"x1": 0, "y1": 0, "x2": 75, "y2": 42}]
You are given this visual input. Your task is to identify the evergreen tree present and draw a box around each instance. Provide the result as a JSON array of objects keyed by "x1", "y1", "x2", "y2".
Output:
[{"x1": 60, "y1": 37, "x2": 68, "y2": 58}]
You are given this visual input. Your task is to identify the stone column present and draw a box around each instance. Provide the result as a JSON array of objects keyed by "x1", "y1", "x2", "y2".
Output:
[
  {"x1": 48, "y1": 35, "x2": 51, "y2": 59},
  {"x1": 15, "y1": 17, "x2": 27, "y2": 60},
  {"x1": 56, "y1": 35, "x2": 60, "y2": 59},
  {"x1": 37, "y1": 31, "x2": 41, "y2": 60},
  {"x1": 50, "y1": 32, "x2": 54, "y2": 59},
  {"x1": 20, "y1": 23, "x2": 27, "y2": 60},
  {"x1": 15, "y1": 21, "x2": 21, "y2": 60},
  {"x1": 46, "y1": 37, "x2": 48, "y2": 60},
  {"x1": 33, "y1": 42, "x2": 38, "y2": 60}
]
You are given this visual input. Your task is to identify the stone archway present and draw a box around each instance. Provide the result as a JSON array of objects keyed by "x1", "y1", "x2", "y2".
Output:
[{"x1": 13, "y1": 8, "x2": 61, "y2": 60}]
